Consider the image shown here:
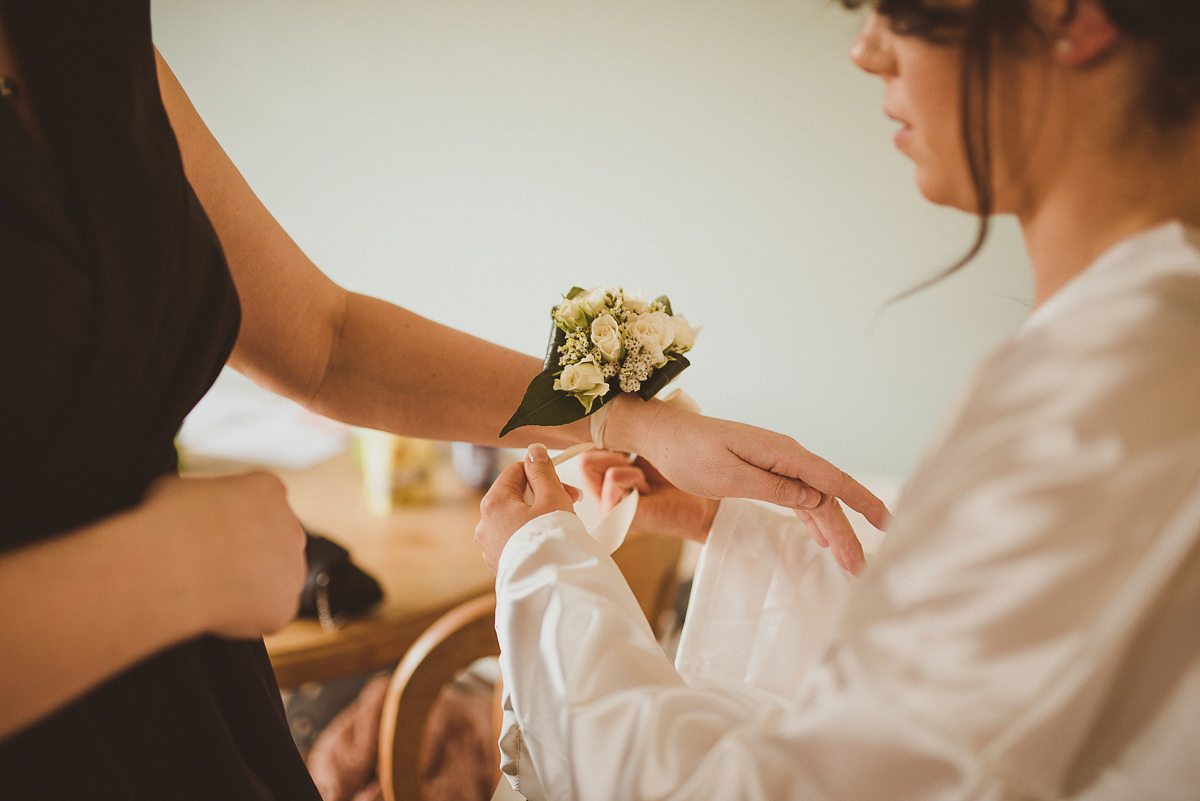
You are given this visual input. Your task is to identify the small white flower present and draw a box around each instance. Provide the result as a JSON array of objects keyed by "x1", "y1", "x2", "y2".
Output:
[
  {"x1": 590, "y1": 313, "x2": 623, "y2": 362},
  {"x1": 670, "y1": 314, "x2": 698, "y2": 351},
  {"x1": 628, "y1": 311, "x2": 675, "y2": 367},
  {"x1": 618, "y1": 339, "x2": 653, "y2": 392}
]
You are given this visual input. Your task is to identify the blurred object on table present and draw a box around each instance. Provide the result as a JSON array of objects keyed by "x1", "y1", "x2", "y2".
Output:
[
  {"x1": 450, "y1": 443, "x2": 501, "y2": 491},
  {"x1": 354, "y1": 429, "x2": 438, "y2": 514}
]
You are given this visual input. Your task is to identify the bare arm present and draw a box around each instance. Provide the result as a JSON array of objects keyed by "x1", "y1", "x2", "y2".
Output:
[
  {"x1": 154, "y1": 51, "x2": 589, "y2": 449},
  {"x1": 0, "y1": 472, "x2": 307, "y2": 742},
  {"x1": 155, "y1": 50, "x2": 888, "y2": 552}
]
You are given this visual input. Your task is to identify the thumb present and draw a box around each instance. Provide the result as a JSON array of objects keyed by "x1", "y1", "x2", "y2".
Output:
[
  {"x1": 523, "y1": 443, "x2": 572, "y2": 510},
  {"x1": 488, "y1": 460, "x2": 530, "y2": 502}
]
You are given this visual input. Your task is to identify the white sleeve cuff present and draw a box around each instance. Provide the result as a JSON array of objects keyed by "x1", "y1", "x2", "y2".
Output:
[
  {"x1": 676, "y1": 498, "x2": 854, "y2": 696},
  {"x1": 495, "y1": 509, "x2": 598, "y2": 584}
]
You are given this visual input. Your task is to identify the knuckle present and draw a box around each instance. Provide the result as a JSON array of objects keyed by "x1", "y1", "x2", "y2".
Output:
[{"x1": 772, "y1": 473, "x2": 798, "y2": 504}]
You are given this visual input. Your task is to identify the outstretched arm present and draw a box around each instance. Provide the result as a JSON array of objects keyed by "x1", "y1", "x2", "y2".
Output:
[
  {"x1": 155, "y1": 49, "x2": 887, "y2": 548},
  {"x1": 154, "y1": 49, "x2": 584, "y2": 449}
]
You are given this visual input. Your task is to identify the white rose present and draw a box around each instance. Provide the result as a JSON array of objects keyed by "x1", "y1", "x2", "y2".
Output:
[
  {"x1": 670, "y1": 314, "x2": 698, "y2": 351},
  {"x1": 628, "y1": 311, "x2": 675, "y2": 367},
  {"x1": 554, "y1": 297, "x2": 587, "y2": 328},
  {"x1": 622, "y1": 291, "x2": 650, "y2": 314},
  {"x1": 590, "y1": 313, "x2": 623, "y2": 362},
  {"x1": 554, "y1": 362, "x2": 610, "y2": 411},
  {"x1": 579, "y1": 286, "x2": 609, "y2": 317}
]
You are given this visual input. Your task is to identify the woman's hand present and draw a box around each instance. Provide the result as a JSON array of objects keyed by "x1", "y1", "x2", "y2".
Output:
[
  {"x1": 475, "y1": 444, "x2": 582, "y2": 573},
  {"x1": 580, "y1": 451, "x2": 718, "y2": 544},
  {"x1": 604, "y1": 396, "x2": 887, "y2": 575},
  {"x1": 0, "y1": 470, "x2": 311, "y2": 739},
  {"x1": 139, "y1": 471, "x2": 309, "y2": 639}
]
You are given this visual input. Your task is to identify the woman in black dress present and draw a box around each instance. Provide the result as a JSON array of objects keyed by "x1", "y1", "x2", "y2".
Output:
[{"x1": 0, "y1": 2, "x2": 887, "y2": 797}]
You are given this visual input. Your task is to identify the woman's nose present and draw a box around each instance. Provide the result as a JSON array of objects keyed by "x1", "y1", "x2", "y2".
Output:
[{"x1": 850, "y1": 11, "x2": 896, "y2": 76}]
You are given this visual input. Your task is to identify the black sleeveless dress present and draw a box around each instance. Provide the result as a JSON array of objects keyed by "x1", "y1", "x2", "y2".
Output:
[{"x1": 0, "y1": 2, "x2": 322, "y2": 798}]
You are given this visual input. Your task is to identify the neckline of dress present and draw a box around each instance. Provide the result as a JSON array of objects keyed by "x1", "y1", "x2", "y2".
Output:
[{"x1": 1021, "y1": 220, "x2": 1200, "y2": 334}]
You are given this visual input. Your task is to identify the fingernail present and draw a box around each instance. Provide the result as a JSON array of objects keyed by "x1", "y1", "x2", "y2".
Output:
[
  {"x1": 527, "y1": 443, "x2": 550, "y2": 463},
  {"x1": 798, "y1": 488, "x2": 820, "y2": 509}
]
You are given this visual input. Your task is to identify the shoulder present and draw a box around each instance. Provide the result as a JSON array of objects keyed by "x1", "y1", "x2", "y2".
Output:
[
  {"x1": 878, "y1": 223, "x2": 1200, "y2": 573},
  {"x1": 970, "y1": 225, "x2": 1200, "y2": 455},
  {"x1": 835, "y1": 232, "x2": 1200, "y2": 752}
]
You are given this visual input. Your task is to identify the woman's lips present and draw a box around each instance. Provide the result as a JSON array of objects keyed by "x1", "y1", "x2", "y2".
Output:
[{"x1": 886, "y1": 110, "x2": 912, "y2": 151}]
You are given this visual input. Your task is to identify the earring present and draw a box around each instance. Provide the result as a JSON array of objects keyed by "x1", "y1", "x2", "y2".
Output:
[{"x1": 1055, "y1": 38, "x2": 1074, "y2": 53}]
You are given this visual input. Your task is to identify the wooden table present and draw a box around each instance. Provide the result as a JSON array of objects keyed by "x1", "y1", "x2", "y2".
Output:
[{"x1": 183, "y1": 448, "x2": 497, "y2": 689}]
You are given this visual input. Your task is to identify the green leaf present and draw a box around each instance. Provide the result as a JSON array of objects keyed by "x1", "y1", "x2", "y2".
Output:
[
  {"x1": 635, "y1": 354, "x2": 690, "y2": 401},
  {"x1": 654, "y1": 294, "x2": 673, "y2": 316},
  {"x1": 500, "y1": 369, "x2": 590, "y2": 436},
  {"x1": 565, "y1": 286, "x2": 587, "y2": 300}
]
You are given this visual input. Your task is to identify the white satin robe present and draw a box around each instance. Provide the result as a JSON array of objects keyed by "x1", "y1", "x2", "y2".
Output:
[{"x1": 494, "y1": 222, "x2": 1200, "y2": 800}]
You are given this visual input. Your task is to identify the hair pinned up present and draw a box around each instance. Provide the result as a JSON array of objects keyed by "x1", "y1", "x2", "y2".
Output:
[{"x1": 841, "y1": 0, "x2": 1200, "y2": 296}]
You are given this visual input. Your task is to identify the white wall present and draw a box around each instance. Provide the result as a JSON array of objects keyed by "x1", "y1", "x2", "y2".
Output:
[{"x1": 152, "y1": 0, "x2": 1032, "y2": 480}]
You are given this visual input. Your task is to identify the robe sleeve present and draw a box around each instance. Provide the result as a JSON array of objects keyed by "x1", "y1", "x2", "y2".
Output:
[
  {"x1": 493, "y1": 509, "x2": 978, "y2": 801},
  {"x1": 493, "y1": 232, "x2": 1200, "y2": 800}
]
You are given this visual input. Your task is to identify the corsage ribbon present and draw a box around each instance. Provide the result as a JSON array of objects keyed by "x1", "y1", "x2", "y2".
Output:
[{"x1": 524, "y1": 388, "x2": 701, "y2": 554}]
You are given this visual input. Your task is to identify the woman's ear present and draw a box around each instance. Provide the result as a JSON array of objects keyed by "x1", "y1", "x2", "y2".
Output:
[{"x1": 1053, "y1": 0, "x2": 1120, "y2": 66}]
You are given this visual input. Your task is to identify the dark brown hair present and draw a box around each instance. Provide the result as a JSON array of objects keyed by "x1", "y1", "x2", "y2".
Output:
[{"x1": 842, "y1": 0, "x2": 1200, "y2": 293}]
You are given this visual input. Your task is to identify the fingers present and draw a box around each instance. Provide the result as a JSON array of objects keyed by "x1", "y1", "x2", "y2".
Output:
[
  {"x1": 778, "y1": 450, "x2": 890, "y2": 529},
  {"x1": 489, "y1": 460, "x2": 531, "y2": 502},
  {"x1": 600, "y1": 466, "x2": 649, "y2": 513},
  {"x1": 476, "y1": 462, "x2": 530, "y2": 575},
  {"x1": 476, "y1": 446, "x2": 582, "y2": 575},
  {"x1": 807, "y1": 514, "x2": 830, "y2": 547},
  {"x1": 523, "y1": 444, "x2": 574, "y2": 512},
  {"x1": 821, "y1": 472, "x2": 891, "y2": 531},
  {"x1": 580, "y1": 450, "x2": 635, "y2": 497},
  {"x1": 726, "y1": 460, "x2": 821, "y2": 510},
  {"x1": 796, "y1": 496, "x2": 866, "y2": 576},
  {"x1": 735, "y1": 432, "x2": 891, "y2": 529}
]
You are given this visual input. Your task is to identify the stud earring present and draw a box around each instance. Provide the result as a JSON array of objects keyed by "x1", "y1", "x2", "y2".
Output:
[{"x1": 1056, "y1": 38, "x2": 1074, "y2": 53}]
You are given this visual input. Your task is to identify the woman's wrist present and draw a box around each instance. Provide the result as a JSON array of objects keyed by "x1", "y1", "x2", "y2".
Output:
[
  {"x1": 601, "y1": 392, "x2": 666, "y2": 455},
  {"x1": 116, "y1": 497, "x2": 210, "y2": 643}
]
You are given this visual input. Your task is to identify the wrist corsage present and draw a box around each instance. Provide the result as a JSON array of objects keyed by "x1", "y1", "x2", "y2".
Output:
[{"x1": 500, "y1": 286, "x2": 698, "y2": 436}]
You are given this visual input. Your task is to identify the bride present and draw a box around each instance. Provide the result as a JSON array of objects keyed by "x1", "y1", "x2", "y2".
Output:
[{"x1": 474, "y1": 0, "x2": 1200, "y2": 798}]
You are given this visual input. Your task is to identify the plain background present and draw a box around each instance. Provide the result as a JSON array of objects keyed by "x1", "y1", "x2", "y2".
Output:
[{"x1": 153, "y1": 0, "x2": 1033, "y2": 483}]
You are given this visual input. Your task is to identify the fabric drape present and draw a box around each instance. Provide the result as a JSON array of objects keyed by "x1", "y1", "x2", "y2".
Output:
[{"x1": 496, "y1": 222, "x2": 1200, "y2": 801}]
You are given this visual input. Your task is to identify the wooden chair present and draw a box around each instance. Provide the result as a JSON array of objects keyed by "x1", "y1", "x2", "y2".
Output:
[{"x1": 377, "y1": 532, "x2": 684, "y2": 801}]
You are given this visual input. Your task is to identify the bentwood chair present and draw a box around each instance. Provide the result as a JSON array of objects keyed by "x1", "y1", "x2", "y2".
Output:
[{"x1": 378, "y1": 532, "x2": 685, "y2": 801}]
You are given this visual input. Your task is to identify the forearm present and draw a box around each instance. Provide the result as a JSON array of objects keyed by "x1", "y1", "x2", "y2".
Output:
[
  {"x1": 157, "y1": 48, "x2": 638, "y2": 450},
  {"x1": 158, "y1": 50, "x2": 884, "y2": 536},
  {"x1": 296, "y1": 292, "x2": 593, "y2": 449},
  {"x1": 0, "y1": 510, "x2": 202, "y2": 741}
]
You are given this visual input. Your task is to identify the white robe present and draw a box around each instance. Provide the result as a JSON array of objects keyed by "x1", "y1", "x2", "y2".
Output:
[{"x1": 495, "y1": 221, "x2": 1200, "y2": 800}]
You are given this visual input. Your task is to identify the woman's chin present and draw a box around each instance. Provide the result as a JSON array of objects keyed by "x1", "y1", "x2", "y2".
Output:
[{"x1": 913, "y1": 171, "x2": 978, "y2": 213}]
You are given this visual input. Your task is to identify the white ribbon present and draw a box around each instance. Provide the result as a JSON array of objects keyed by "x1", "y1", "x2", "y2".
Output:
[{"x1": 523, "y1": 389, "x2": 700, "y2": 554}]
